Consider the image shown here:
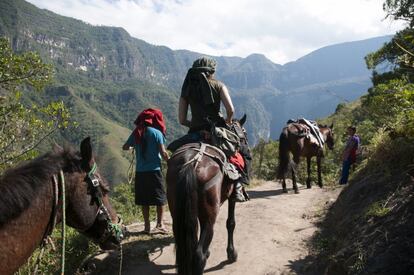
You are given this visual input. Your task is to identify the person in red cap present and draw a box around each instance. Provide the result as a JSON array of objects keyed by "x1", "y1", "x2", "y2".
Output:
[{"x1": 123, "y1": 108, "x2": 169, "y2": 234}]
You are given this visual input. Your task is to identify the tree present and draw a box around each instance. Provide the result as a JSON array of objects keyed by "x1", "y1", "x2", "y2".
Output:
[
  {"x1": 384, "y1": 0, "x2": 414, "y2": 27},
  {"x1": 0, "y1": 37, "x2": 72, "y2": 170},
  {"x1": 362, "y1": 1, "x2": 414, "y2": 137}
]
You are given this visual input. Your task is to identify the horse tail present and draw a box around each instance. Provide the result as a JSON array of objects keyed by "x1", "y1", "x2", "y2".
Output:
[
  {"x1": 175, "y1": 164, "x2": 198, "y2": 275},
  {"x1": 278, "y1": 127, "x2": 290, "y2": 179}
]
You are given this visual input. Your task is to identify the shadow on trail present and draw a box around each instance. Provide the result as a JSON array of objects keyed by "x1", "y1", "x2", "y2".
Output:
[
  {"x1": 247, "y1": 188, "x2": 285, "y2": 199},
  {"x1": 286, "y1": 256, "x2": 319, "y2": 275},
  {"x1": 204, "y1": 259, "x2": 233, "y2": 273},
  {"x1": 84, "y1": 234, "x2": 175, "y2": 275}
]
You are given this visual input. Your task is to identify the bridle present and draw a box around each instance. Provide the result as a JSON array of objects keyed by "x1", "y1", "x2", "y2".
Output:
[
  {"x1": 34, "y1": 163, "x2": 124, "y2": 274},
  {"x1": 230, "y1": 120, "x2": 248, "y2": 145},
  {"x1": 43, "y1": 163, "x2": 123, "y2": 247},
  {"x1": 81, "y1": 162, "x2": 124, "y2": 245},
  {"x1": 320, "y1": 127, "x2": 334, "y2": 150}
]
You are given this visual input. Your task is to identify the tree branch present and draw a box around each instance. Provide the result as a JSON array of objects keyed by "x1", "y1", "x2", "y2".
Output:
[
  {"x1": 0, "y1": 127, "x2": 57, "y2": 166},
  {"x1": 395, "y1": 40, "x2": 414, "y2": 57}
]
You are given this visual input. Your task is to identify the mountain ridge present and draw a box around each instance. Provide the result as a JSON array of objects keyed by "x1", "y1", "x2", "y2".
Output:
[{"x1": 0, "y1": 0, "x2": 391, "y2": 183}]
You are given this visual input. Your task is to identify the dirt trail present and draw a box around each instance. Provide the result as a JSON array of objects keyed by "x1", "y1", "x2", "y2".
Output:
[{"x1": 88, "y1": 181, "x2": 340, "y2": 275}]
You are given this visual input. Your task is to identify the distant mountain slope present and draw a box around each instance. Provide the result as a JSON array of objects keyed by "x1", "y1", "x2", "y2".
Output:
[{"x1": 0, "y1": 0, "x2": 391, "y2": 183}]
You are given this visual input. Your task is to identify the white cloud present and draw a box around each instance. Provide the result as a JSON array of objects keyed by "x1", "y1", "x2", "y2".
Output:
[{"x1": 27, "y1": 0, "x2": 404, "y2": 64}]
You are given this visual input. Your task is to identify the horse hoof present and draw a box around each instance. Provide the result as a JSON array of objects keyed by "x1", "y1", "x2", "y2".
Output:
[
  {"x1": 227, "y1": 251, "x2": 238, "y2": 263},
  {"x1": 294, "y1": 190, "x2": 300, "y2": 194},
  {"x1": 307, "y1": 185, "x2": 311, "y2": 189}
]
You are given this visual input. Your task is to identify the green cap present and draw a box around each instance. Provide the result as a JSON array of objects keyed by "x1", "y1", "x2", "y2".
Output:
[{"x1": 192, "y1": 57, "x2": 217, "y2": 72}]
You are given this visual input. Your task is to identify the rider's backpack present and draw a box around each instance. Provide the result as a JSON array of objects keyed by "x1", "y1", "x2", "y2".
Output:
[{"x1": 211, "y1": 126, "x2": 240, "y2": 157}]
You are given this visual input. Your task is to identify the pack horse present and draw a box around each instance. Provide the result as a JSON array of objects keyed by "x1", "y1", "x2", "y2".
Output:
[{"x1": 277, "y1": 121, "x2": 334, "y2": 193}]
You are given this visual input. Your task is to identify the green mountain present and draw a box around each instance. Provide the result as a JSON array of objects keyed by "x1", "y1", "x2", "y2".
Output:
[{"x1": 0, "y1": 0, "x2": 391, "y2": 184}]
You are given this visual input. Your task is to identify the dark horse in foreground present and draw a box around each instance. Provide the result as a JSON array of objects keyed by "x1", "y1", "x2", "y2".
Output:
[
  {"x1": 167, "y1": 116, "x2": 248, "y2": 275},
  {"x1": 277, "y1": 123, "x2": 334, "y2": 193},
  {"x1": 0, "y1": 137, "x2": 122, "y2": 275}
]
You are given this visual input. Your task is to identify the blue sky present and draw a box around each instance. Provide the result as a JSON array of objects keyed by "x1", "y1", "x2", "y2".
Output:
[{"x1": 27, "y1": 0, "x2": 403, "y2": 64}]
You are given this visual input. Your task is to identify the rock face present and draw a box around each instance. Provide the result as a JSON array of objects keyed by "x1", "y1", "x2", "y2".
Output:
[{"x1": 0, "y1": 0, "x2": 390, "y2": 181}]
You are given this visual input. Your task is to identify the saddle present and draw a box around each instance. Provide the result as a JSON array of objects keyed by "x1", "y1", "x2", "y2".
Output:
[
  {"x1": 171, "y1": 142, "x2": 241, "y2": 181},
  {"x1": 287, "y1": 118, "x2": 324, "y2": 148}
]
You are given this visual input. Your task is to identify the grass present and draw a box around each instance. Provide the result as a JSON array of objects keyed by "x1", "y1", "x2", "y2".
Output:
[
  {"x1": 365, "y1": 201, "x2": 391, "y2": 218},
  {"x1": 349, "y1": 244, "x2": 366, "y2": 273},
  {"x1": 247, "y1": 177, "x2": 268, "y2": 189}
]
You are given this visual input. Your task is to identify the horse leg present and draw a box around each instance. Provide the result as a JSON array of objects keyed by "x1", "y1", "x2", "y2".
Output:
[
  {"x1": 193, "y1": 194, "x2": 219, "y2": 275},
  {"x1": 306, "y1": 156, "x2": 312, "y2": 189},
  {"x1": 226, "y1": 199, "x2": 238, "y2": 262},
  {"x1": 317, "y1": 155, "x2": 323, "y2": 188},
  {"x1": 292, "y1": 157, "x2": 300, "y2": 194},
  {"x1": 282, "y1": 177, "x2": 288, "y2": 193},
  {"x1": 193, "y1": 221, "x2": 213, "y2": 275}
]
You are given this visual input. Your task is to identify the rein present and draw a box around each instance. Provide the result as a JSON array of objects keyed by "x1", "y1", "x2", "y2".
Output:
[
  {"x1": 34, "y1": 163, "x2": 123, "y2": 274},
  {"x1": 83, "y1": 162, "x2": 123, "y2": 243},
  {"x1": 83, "y1": 163, "x2": 124, "y2": 275},
  {"x1": 127, "y1": 149, "x2": 135, "y2": 185},
  {"x1": 34, "y1": 169, "x2": 66, "y2": 275}
]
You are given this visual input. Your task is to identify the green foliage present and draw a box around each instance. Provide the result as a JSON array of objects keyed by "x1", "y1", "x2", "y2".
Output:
[
  {"x1": 365, "y1": 28, "x2": 414, "y2": 82},
  {"x1": 111, "y1": 182, "x2": 144, "y2": 225},
  {"x1": 349, "y1": 245, "x2": 366, "y2": 273},
  {"x1": 0, "y1": 37, "x2": 52, "y2": 90},
  {"x1": 251, "y1": 139, "x2": 279, "y2": 180},
  {"x1": 363, "y1": 12, "x2": 414, "y2": 139},
  {"x1": 383, "y1": 0, "x2": 414, "y2": 27},
  {"x1": 365, "y1": 201, "x2": 391, "y2": 218},
  {"x1": 0, "y1": 37, "x2": 73, "y2": 171},
  {"x1": 364, "y1": 79, "x2": 414, "y2": 134}
]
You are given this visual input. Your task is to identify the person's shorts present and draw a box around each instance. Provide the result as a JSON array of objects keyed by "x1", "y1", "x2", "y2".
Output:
[{"x1": 134, "y1": 170, "x2": 166, "y2": 206}]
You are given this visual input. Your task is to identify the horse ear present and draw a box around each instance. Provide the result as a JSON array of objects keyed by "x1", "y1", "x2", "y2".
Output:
[
  {"x1": 52, "y1": 142, "x2": 63, "y2": 153},
  {"x1": 330, "y1": 123, "x2": 334, "y2": 129},
  {"x1": 80, "y1": 137, "x2": 93, "y2": 163},
  {"x1": 239, "y1": 114, "x2": 247, "y2": 126}
]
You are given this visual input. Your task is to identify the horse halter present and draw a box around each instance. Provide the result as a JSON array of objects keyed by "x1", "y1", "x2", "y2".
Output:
[{"x1": 83, "y1": 163, "x2": 124, "y2": 244}]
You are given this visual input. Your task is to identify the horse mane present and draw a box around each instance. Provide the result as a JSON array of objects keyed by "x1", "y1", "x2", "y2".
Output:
[{"x1": 0, "y1": 147, "x2": 107, "y2": 228}]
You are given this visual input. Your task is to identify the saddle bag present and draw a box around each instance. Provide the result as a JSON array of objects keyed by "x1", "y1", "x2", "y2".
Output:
[{"x1": 211, "y1": 126, "x2": 240, "y2": 157}]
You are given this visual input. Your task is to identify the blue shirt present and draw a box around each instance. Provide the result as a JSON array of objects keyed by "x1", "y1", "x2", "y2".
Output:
[{"x1": 125, "y1": 127, "x2": 166, "y2": 172}]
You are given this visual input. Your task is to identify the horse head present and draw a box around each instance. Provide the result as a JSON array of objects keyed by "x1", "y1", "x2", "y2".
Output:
[
  {"x1": 320, "y1": 123, "x2": 334, "y2": 150},
  {"x1": 58, "y1": 137, "x2": 122, "y2": 250},
  {"x1": 231, "y1": 114, "x2": 249, "y2": 146}
]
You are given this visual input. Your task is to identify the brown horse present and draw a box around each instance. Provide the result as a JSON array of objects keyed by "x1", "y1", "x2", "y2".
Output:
[
  {"x1": 277, "y1": 123, "x2": 334, "y2": 193},
  {"x1": 0, "y1": 137, "x2": 122, "y2": 275},
  {"x1": 167, "y1": 115, "x2": 248, "y2": 275}
]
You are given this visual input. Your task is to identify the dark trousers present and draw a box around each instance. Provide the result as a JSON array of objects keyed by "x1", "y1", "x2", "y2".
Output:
[{"x1": 340, "y1": 159, "x2": 352, "y2": 185}]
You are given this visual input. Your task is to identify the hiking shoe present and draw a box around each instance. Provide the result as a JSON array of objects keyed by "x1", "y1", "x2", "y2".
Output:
[{"x1": 231, "y1": 182, "x2": 246, "y2": 202}]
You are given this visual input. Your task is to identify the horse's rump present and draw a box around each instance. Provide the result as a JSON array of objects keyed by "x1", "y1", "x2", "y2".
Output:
[{"x1": 168, "y1": 143, "x2": 226, "y2": 275}]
